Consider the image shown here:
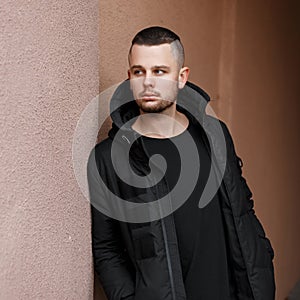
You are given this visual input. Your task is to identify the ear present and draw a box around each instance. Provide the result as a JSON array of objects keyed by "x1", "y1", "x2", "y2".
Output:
[{"x1": 178, "y1": 67, "x2": 190, "y2": 89}]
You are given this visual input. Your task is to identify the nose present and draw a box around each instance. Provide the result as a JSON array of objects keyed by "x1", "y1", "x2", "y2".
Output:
[{"x1": 143, "y1": 73, "x2": 155, "y2": 88}]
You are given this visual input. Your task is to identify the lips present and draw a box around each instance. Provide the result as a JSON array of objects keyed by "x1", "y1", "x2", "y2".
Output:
[
  {"x1": 142, "y1": 97, "x2": 158, "y2": 101},
  {"x1": 141, "y1": 94, "x2": 159, "y2": 100}
]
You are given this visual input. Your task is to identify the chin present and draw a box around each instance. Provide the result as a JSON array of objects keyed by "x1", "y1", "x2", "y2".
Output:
[{"x1": 139, "y1": 100, "x2": 175, "y2": 113}]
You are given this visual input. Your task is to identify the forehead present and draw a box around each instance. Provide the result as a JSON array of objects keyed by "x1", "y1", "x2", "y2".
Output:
[{"x1": 129, "y1": 44, "x2": 177, "y2": 67}]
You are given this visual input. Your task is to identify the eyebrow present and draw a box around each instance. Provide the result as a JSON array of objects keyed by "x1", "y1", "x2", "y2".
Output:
[
  {"x1": 130, "y1": 65, "x2": 171, "y2": 71},
  {"x1": 153, "y1": 65, "x2": 170, "y2": 70}
]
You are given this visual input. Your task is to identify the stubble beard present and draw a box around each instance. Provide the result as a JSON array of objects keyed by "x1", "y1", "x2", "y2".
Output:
[{"x1": 137, "y1": 99, "x2": 175, "y2": 113}]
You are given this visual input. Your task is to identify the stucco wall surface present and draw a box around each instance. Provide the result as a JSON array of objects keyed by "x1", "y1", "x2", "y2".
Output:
[{"x1": 0, "y1": 1, "x2": 99, "y2": 299}]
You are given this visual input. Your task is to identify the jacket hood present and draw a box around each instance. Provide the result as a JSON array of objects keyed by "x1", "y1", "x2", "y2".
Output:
[{"x1": 108, "y1": 80, "x2": 210, "y2": 142}]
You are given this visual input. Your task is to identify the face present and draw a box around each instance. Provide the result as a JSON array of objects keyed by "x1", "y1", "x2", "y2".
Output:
[{"x1": 128, "y1": 44, "x2": 189, "y2": 114}]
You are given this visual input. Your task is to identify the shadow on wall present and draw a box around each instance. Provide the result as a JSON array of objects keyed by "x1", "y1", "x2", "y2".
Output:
[{"x1": 286, "y1": 280, "x2": 300, "y2": 300}]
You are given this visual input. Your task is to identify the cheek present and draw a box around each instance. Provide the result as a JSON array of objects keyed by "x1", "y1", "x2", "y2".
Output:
[
  {"x1": 130, "y1": 78, "x2": 144, "y2": 95},
  {"x1": 155, "y1": 78, "x2": 178, "y2": 93}
]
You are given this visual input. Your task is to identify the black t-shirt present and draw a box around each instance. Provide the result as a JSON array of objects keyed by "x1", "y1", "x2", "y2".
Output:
[{"x1": 141, "y1": 120, "x2": 235, "y2": 300}]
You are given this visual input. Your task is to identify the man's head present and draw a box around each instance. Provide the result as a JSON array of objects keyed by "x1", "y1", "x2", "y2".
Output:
[{"x1": 128, "y1": 26, "x2": 189, "y2": 114}]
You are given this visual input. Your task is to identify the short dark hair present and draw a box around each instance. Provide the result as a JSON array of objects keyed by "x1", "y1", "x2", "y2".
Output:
[
  {"x1": 131, "y1": 26, "x2": 180, "y2": 45},
  {"x1": 129, "y1": 26, "x2": 185, "y2": 68}
]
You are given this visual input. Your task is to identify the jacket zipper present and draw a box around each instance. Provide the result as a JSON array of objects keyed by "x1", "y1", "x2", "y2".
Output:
[
  {"x1": 153, "y1": 165, "x2": 177, "y2": 300},
  {"x1": 160, "y1": 216, "x2": 176, "y2": 300}
]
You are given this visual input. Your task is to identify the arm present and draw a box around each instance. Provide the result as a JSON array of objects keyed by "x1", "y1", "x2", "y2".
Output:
[
  {"x1": 222, "y1": 122, "x2": 274, "y2": 260},
  {"x1": 87, "y1": 147, "x2": 135, "y2": 300},
  {"x1": 221, "y1": 121, "x2": 275, "y2": 299}
]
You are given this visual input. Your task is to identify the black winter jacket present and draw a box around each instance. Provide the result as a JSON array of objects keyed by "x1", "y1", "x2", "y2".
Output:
[{"x1": 87, "y1": 80, "x2": 275, "y2": 300}]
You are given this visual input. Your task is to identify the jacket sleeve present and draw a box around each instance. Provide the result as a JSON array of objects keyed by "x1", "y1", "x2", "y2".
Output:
[
  {"x1": 221, "y1": 121, "x2": 276, "y2": 299},
  {"x1": 87, "y1": 147, "x2": 135, "y2": 300},
  {"x1": 221, "y1": 122, "x2": 275, "y2": 260}
]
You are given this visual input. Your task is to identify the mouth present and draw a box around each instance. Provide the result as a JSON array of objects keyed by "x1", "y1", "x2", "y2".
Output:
[{"x1": 140, "y1": 94, "x2": 160, "y2": 101}]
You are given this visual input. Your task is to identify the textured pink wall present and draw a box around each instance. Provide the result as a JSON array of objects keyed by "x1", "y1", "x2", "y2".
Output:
[
  {"x1": 99, "y1": 1, "x2": 300, "y2": 300},
  {"x1": 0, "y1": 1, "x2": 99, "y2": 299}
]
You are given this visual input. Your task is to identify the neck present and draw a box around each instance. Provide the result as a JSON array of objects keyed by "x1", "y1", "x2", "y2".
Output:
[{"x1": 132, "y1": 106, "x2": 189, "y2": 138}]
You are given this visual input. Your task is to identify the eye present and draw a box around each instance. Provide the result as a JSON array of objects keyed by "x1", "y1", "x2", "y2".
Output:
[
  {"x1": 133, "y1": 69, "x2": 144, "y2": 76},
  {"x1": 154, "y1": 69, "x2": 166, "y2": 75}
]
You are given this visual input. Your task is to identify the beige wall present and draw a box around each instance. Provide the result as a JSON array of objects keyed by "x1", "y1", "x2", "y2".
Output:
[
  {"x1": 0, "y1": 1, "x2": 99, "y2": 299},
  {"x1": 99, "y1": 1, "x2": 300, "y2": 299}
]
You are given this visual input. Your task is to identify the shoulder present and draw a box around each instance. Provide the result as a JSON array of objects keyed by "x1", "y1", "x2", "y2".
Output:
[
  {"x1": 88, "y1": 137, "x2": 113, "y2": 172},
  {"x1": 202, "y1": 115, "x2": 239, "y2": 166},
  {"x1": 205, "y1": 115, "x2": 231, "y2": 135},
  {"x1": 94, "y1": 137, "x2": 113, "y2": 157},
  {"x1": 203, "y1": 115, "x2": 234, "y2": 145}
]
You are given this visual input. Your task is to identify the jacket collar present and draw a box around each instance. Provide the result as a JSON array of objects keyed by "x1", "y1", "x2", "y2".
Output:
[{"x1": 108, "y1": 79, "x2": 210, "y2": 146}]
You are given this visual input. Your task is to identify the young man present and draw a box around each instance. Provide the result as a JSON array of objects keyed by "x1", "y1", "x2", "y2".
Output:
[{"x1": 88, "y1": 27, "x2": 275, "y2": 300}]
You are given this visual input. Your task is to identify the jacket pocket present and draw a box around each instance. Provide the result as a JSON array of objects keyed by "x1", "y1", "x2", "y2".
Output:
[{"x1": 131, "y1": 226, "x2": 157, "y2": 260}]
